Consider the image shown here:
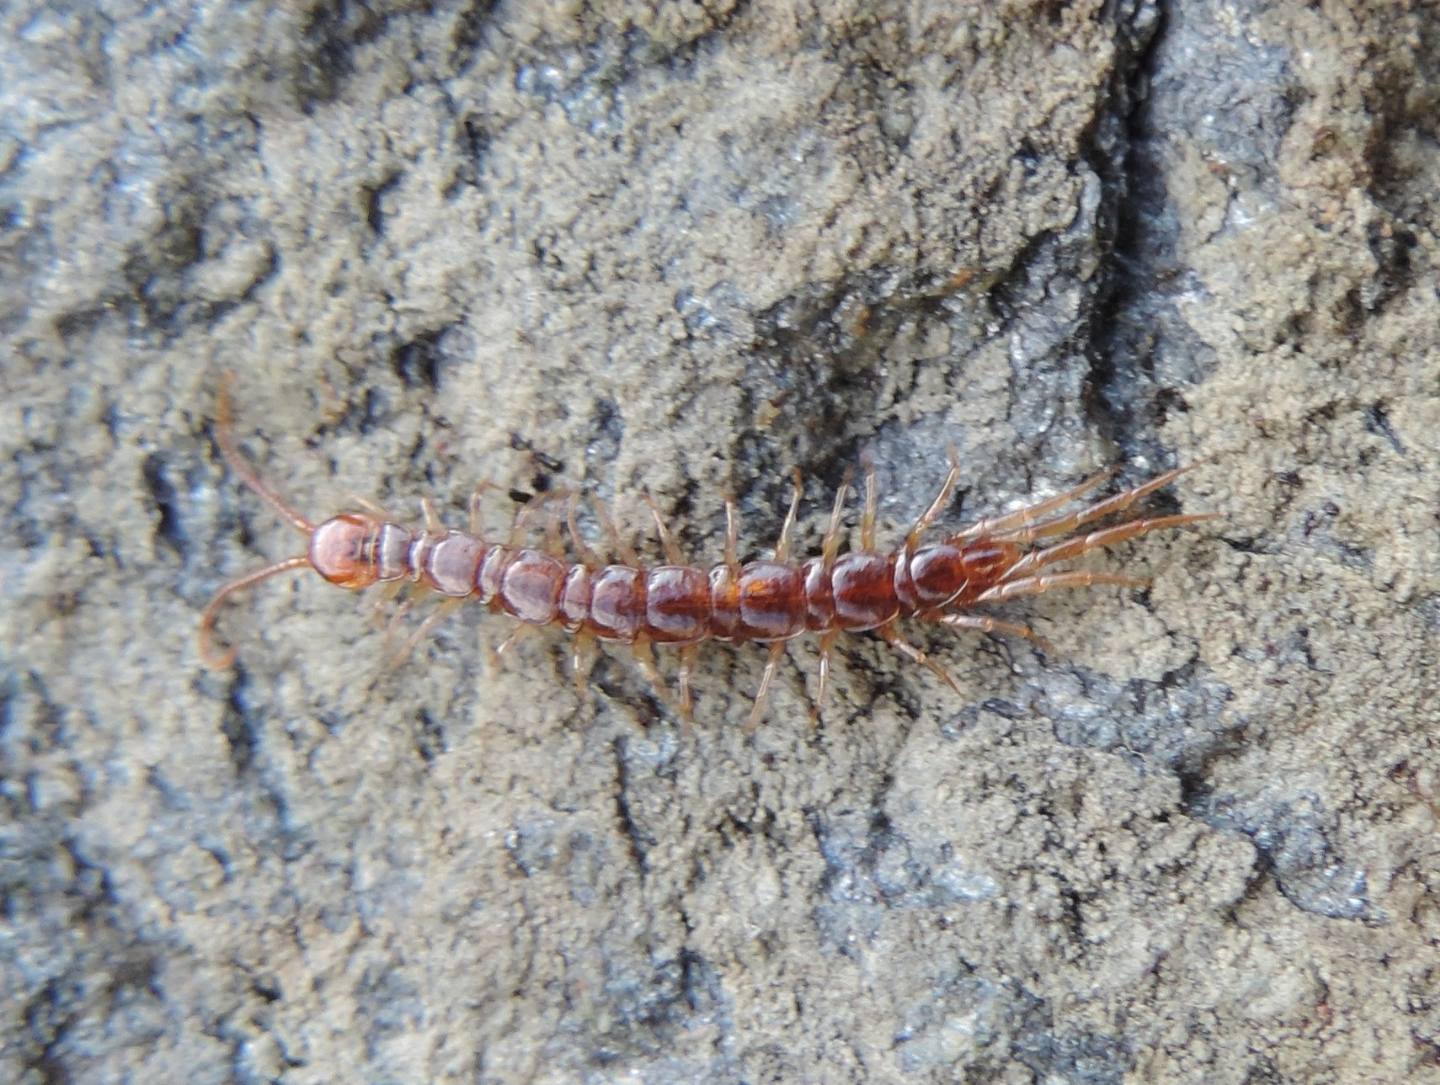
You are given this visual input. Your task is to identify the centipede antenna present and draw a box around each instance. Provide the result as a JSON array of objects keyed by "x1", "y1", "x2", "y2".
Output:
[
  {"x1": 213, "y1": 373, "x2": 315, "y2": 535},
  {"x1": 198, "y1": 555, "x2": 313, "y2": 668}
]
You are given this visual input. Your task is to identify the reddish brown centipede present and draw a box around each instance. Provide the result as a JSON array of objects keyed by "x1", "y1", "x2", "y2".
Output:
[{"x1": 199, "y1": 382, "x2": 1215, "y2": 727}]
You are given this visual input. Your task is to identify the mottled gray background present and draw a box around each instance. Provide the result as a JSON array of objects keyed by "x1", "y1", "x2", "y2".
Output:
[{"x1": 3, "y1": 1, "x2": 1438, "y2": 1083}]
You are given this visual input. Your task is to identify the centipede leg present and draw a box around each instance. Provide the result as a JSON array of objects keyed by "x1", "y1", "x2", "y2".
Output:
[
  {"x1": 745, "y1": 641, "x2": 788, "y2": 733},
  {"x1": 723, "y1": 497, "x2": 741, "y2": 571},
  {"x1": 630, "y1": 636, "x2": 677, "y2": 720},
  {"x1": 811, "y1": 629, "x2": 840, "y2": 725},
  {"x1": 860, "y1": 451, "x2": 879, "y2": 550},
  {"x1": 571, "y1": 630, "x2": 597, "y2": 701},
  {"x1": 953, "y1": 468, "x2": 1115, "y2": 540},
  {"x1": 565, "y1": 492, "x2": 601, "y2": 566},
  {"x1": 347, "y1": 493, "x2": 394, "y2": 521},
  {"x1": 1000, "y1": 513, "x2": 1217, "y2": 581},
  {"x1": 495, "y1": 620, "x2": 535, "y2": 657},
  {"x1": 380, "y1": 587, "x2": 419, "y2": 648},
  {"x1": 643, "y1": 493, "x2": 686, "y2": 565},
  {"x1": 938, "y1": 612, "x2": 1055, "y2": 655},
  {"x1": 676, "y1": 644, "x2": 699, "y2": 728},
  {"x1": 879, "y1": 623, "x2": 963, "y2": 695},
  {"x1": 774, "y1": 469, "x2": 803, "y2": 561},
  {"x1": 975, "y1": 570, "x2": 1151, "y2": 605},
  {"x1": 389, "y1": 597, "x2": 464, "y2": 668},
  {"x1": 594, "y1": 496, "x2": 640, "y2": 566},
  {"x1": 365, "y1": 580, "x2": 405, "y2": 628},
  {"x1": 990, "y1": 466, "x2": 1199, "y2": 546},
  {"x1": 905, "y1": 445, "x2": 962, "y2": 550},
  {"x1": 468, "y1": 481, "x2": 497, "y2": 535},
  {"x1": 509, "y1": 490, "x2": 570, "y2": 548},
  {"x1": 821, "y1": 468, "x2": 853, "y2": 566}
]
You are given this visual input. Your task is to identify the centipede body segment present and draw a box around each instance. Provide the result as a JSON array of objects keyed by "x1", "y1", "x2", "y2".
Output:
[{"x1": 200, "y1": 380, "x2": 1215, "y2": 727}]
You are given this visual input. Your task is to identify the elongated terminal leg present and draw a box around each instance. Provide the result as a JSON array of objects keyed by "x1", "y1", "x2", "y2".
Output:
[
  {"x1": 1000, "y1": 512, "x2": 1217, "y2": 581},
  {"x1": 990, "y1": 466, "x2": 1200, "y2": 546},
  {"x1": 976, "y1": 570, "x2": 1150, "y2": 604},
  {"x1": 938, "y1": 612, "x2": 1054, "y2": 654},
  {"x1": 954, "y1": 468, "x2": 1115, "y2": 540}
]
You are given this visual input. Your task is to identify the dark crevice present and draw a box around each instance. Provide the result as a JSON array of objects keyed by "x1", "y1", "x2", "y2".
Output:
[
  {"x1": 221, "y1": 678, "x2": 258, "y2": 776},
  {"x1": 1081, "y1": 2, "x2": 1171, "y2": 458},
  {"x1": 390, "y1": 328, "x2": 445, "y2": 391},
  {"x1": 142, "y1": 454, "x2": 185, "y2": 555},
  {"x1": 612, "y1": 736, "x2": 653, "y2": 873}
]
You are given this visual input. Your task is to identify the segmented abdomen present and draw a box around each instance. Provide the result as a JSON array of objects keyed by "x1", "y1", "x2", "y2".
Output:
[{"x1": 366, "y1": 518, "x2": 933, "y2": 645}]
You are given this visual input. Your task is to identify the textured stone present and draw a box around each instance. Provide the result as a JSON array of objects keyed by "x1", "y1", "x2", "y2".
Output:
[{"x1": 3, "y1": 1, "x2": 1438, "y2": 1082}]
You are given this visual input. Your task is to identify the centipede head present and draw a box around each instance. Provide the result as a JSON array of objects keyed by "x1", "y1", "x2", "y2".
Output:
[
  {"x1": 308, "y1": 514, "x2": 382, "y2": 589},
  {"x1": 200, "y1": 374, "x2": 375, "y2": 668}
]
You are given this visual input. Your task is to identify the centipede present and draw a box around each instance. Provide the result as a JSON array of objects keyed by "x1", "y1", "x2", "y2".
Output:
[{"x1": 199, "y1": 381, "x2": 1215, "y2": 728}]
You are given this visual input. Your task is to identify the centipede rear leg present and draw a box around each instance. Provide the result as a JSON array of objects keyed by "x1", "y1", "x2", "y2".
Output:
[
  {"x1": 976, "y1": 570, "x2": 1151, "y2": 605},
  {"x1": 938, "y1": 612, "x2": 1055, "y2": 655},
  {"x1": 999, "y1": 512, "x2": 1217, "y2": 582},
  {"x1": 954, "y1": 467, "x2": 1114, "y2": 541},
  {"x1": 989, "y1": 465, "x2": 1194, "y2": 548}
]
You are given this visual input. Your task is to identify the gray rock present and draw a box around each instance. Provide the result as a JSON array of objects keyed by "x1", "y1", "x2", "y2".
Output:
[{"x1": 3, "y1": 1, "x2": 1437, "y2": 1082}]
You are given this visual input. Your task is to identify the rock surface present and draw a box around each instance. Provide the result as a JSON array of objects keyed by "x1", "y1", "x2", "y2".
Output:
[{"x1": 3, "y1": 1, "x2": 1437, "y2": 1082}]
